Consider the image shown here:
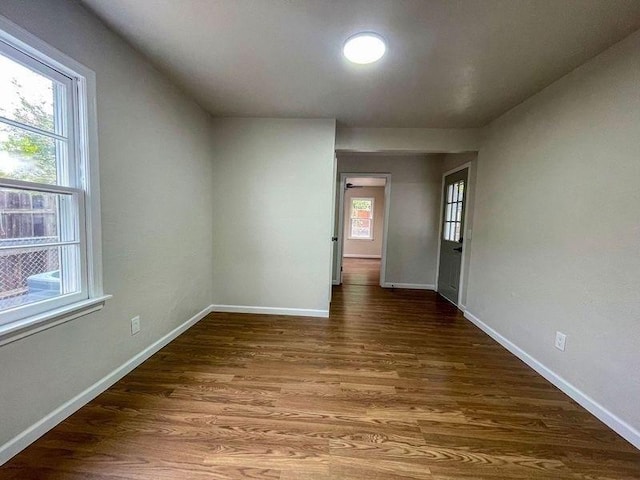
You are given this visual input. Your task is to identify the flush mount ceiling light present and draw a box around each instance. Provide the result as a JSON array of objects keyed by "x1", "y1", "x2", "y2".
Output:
[{"x1": 343, "y1": 32, "x2": 386, "y2": 64}]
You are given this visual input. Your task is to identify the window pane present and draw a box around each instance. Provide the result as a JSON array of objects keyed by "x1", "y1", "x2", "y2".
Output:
[
  {"x1": 0, "y1": 186, "x2": 63, "y2": 242},
  {"x1": 353, "y1": 199, "x2": 371, "y2": 210},
  {"x1": 0, "y1": 27, "x2": 90, "y2": 327},
  {"x1": 0, "y1": 122, "x2": 64, "y2": 184},
  {"x1": 457, "y1": 181, "x2": 465, "y2": 201},
  {"x1": 0, "y1": 244, "x2": 80, "y2": 313},
  {"x1": 0, "y1": 187, "x2": 81, "y2": 311},
  {"x1": 0, "y1": 185, "x2": 81, "y2": 315},
  {"x1": 447, "y1": 185, "x2": 453, "y2": 203},
  {"x1": 0, "y1": 52, "x2": 59, "y2": 134},
  {"x1": 351, "y1": 218, "x2": 371, "y2": 238},
  {"x1": 351, "y1": 198, "x2": 372, "y2": 218},
  {"x1": 444, "y1": 222, "x2": 451, "y2": 241}
]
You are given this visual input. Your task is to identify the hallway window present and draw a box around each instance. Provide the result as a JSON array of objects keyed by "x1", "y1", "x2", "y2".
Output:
[{"x1": 349, "y1": 197, "x2": 374, "y2": 239}]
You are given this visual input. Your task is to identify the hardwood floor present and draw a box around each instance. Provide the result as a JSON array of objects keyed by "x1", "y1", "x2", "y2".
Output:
[
  {"x1": 342, "y1": 258, "x2": 380, "y2": 286},
  {"x1": 2, "y1": 285, "x2": 639, "y2": 479}
]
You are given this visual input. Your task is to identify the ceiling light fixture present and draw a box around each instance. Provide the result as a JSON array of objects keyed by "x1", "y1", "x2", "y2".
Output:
[{"x1": 343, "y1": 32, "x2": 386, "y2": 65}]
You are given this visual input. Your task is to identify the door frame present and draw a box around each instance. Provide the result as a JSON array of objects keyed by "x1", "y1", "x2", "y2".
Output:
[
  {"x1": 335, "y1": 172, "x2": 391, "y2": 287},
  {"x1": 435, "y1": 163, "x2": 472, "y2": 307}
]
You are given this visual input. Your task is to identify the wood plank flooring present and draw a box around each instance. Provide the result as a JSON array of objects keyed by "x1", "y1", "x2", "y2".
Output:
[
  {"x1": 342, "y1": 258, "x2": 380, "y2": 286},
  {"x1": 2, "y1": 285, "x2": 639, "y2": 479}
]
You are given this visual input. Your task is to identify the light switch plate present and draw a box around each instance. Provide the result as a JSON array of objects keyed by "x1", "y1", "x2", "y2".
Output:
[{"x1": 131, "y1": 316, "x2": 141, "y2": 335}]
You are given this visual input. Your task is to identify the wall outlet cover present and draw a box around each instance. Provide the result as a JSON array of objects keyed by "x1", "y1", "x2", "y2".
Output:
[{"x1": 555, "y1": 331, "x2": 567, "y2": 351}]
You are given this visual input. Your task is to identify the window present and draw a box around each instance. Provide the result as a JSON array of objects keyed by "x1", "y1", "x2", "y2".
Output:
[
  {"x1": 349, "y1": 197, "x2": 374, "y2": 239},
  {"x1": 443, "y1": 180, "x2": 464, "y2": 242},
  {"x1": 0, "y1": 18, "x2": 106, "y2": 342}
]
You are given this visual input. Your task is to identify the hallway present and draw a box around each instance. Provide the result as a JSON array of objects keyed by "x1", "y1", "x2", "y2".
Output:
[
  {"x1": 1, "y1": 285, "x2": 639, "y2": 479},
  {"x1": 341, "y1": 258, "x2": 380, "y2": 286}
]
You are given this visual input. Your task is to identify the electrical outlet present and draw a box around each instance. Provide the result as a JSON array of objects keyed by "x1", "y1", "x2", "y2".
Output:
[
  {"x1": 130, "y1": 316, "x2": 141, "y2": 335},
  {"x1": 555, "y1": 331, "x2": 567, "y2": 351}
]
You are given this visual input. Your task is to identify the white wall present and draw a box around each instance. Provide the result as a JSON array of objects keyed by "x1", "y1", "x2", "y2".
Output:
[
  {"x1": 211, "y1": 118, "x2": 336, "y2": 315},
  {"x1": 343, "y1": 186, "x2": 385, "y2": 258},
  {"x1": 442, "y1": 151, "x2": 478, "y2": 174},
  {"x1": 336, "y1": 154, "x2": 442, "y2": 287},
  {"x1": 467, "y1": 30, "x2": 640, "y2": 438},
  {"x1": 0, "y1": 0, "x2": 214, "y2": 448},
  {"x1": 336, "y1": 127, "x2": 481, "y2": 153}
]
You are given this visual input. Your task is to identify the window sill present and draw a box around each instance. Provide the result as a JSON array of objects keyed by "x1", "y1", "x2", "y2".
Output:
[{"x1": 0, "y1": 295, "x2": 112, "y2": 347}]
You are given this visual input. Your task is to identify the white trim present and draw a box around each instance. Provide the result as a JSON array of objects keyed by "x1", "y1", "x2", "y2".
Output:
[
  {"x1": 382, "y1": 282, "x2": 435, "y2": 290},
  {"x1": 0, "y1": 177, "x2": 83, "y2": 195},
  {"x1": 0, "y1": 240, "x2": 80, "y2": 251},
  {"x1": 463, "y1": 310, "x2": 640, "y2": 451},
  {"x1": 441, "y1": 163, "x2": 473, "y2": 178},
  {"x1": 381, "y1": 180, "x2": 391, "y2": 286},
  {"x1": 211, "y1": 304, "x2": 329, "y2": 318},
  {"x1": 0, "y1": 115, "x2": 68, "y2": 142},
  {"x1": 0, "y1": 295, "x2": 111, "y2": 347},
  {"x1": 435, "y1": 162, "x2": 472, "y2": 307},
  {"x1": 335, "y1": 176, "x2": 345, "y2": 284},
  {"x1": 343, "y1": 254, "x2": 382, "y2": 259},
  {"x1": 0, "y1": 14, "x2": 106, "y2": 331},
  {"x1": 439, "y1": 291, "x2": 459, "y2": 308},
  {"x1": 79, "y1": 52, "x2": 104, "y2": 300},
  {"x1": 329, "y1": 153, "x2": 338, "y2": 304},
  {"x1": 0, "y1": 304, "x2": 213, "y2": 466},
  {"x1": 335, "y1": 175, "x2": 355, "y2": 285},
  {"x1": 0, "y1": 15, "x2": 95, "y2": 80},
  {"x1": 336, "y1": 173, "x2": 391, "y2": 287}
]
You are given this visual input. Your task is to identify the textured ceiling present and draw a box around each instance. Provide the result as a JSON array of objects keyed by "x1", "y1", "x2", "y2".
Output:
[{"x1": 81, "y1": 0, "x2": 640, "y2": 127}]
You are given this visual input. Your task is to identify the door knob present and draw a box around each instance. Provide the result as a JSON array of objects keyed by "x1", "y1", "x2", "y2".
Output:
[{"x1": 454, "y1": 246, "x2": 463, "y2": 252}]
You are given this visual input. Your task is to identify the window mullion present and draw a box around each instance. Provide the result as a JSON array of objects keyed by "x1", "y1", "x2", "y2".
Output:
[
  {"x1": 0, "y1": 178, "x2": 82, "y2": 196},
  {"x1": 0, "y1": 240, "x2": 81, "y2": 251},
  {"x1": 0, "y1": 116, "x2": 68, "y2": 142}
]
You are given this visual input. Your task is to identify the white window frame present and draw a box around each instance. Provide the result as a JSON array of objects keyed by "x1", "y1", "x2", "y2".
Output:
[
  {"x1": 443, "y1": 180, "x2": 464, "y2": 242},
  {"x1": 0, "y1": 16, "x2": 109, "y2": 346},
  {"x1": 348, "y1": 197, "x2": 375, "y2": 240}
]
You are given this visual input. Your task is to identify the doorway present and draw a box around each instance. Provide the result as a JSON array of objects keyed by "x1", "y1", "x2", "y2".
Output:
[
  {"x1": 335, "y1": 174, "x2": 390, "y2": 286},
  {"x1": 342, "y1": 258, "x2": 381, "y2": 286},
  {"x1": 437, "y1": 166, "x2": 469, "y2": 305}
]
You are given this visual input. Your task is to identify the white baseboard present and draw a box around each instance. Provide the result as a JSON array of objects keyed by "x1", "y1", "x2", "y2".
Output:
[
  {"x1": 0, "y1": 304, "x2": 213, "y2": 466},
  {"x1": 463, "y1": 310, "x2": 640, "y2": 451},
  {"x1": 210, "y1": 304, "x2": 329, "y2": 318},
  {"x1": 343, "y1": 254, "x2": 382, "y2": 259},
  {"x1": 382, "y1": 282, "x2": 436, "y2": 290}
]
